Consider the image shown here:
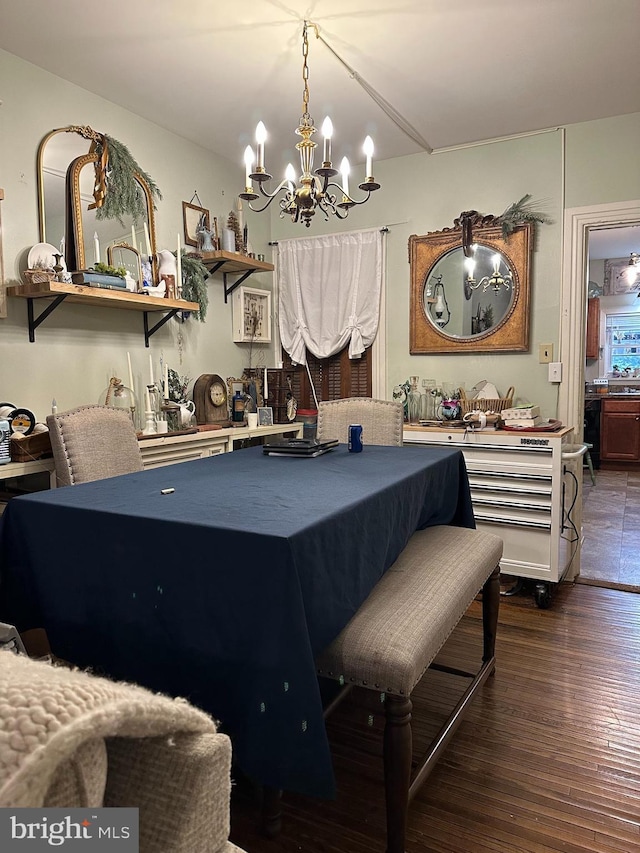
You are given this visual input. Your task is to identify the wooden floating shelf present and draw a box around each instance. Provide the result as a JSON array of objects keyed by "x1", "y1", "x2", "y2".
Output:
[
  {"x1": 197, "y1": 251, "x2": 274, "y2": 302},
  {"x1": 198, "y1": 250, "x2": 274, "y2": 274},
  {"x1": 10, "y1": 280, "x2": 198, "y2": 312},
  {"x1": 9, "y1": 280, "x2": 199, "y2": 346}
]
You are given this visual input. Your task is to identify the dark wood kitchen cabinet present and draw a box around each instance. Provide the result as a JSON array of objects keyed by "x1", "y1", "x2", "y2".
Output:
[
  {"x1": 585, "y1": 297, "x2": 600, "y2": 360},
  {"x1": 601, "y1": 398, "x2": 640, "y2": 461}
]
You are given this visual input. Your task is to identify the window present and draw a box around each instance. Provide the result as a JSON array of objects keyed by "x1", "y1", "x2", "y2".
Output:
[{"x1": 605, "y1": 312, "x2": 640, "y2": 374}]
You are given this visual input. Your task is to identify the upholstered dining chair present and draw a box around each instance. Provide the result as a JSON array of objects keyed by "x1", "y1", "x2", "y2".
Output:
[
  {"x1": 316, "y1": 397, "x2": 404, "y2": 446},
  {"x1": 46, "y1": 404, "x2": 143, "y2": 486}
]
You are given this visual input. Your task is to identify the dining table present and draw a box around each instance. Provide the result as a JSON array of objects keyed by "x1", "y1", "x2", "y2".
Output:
[{"x1": 0, "y1": 443, "x2": 474, "y2": 798}]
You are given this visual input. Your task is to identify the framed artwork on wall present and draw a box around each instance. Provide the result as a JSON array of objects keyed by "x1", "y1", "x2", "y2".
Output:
[
  {"x1": 258, "y1": 406, "x2": 274, "y2": 426},
  {"x1": 232, "y1": 286, "x2": 272, "y2": 343},
  {"x1": 182, "y1": 201, "x2": 210, "y2": 248},
  {"x1": 604, "y1": 258, "x2": 638, "y2": 295}
]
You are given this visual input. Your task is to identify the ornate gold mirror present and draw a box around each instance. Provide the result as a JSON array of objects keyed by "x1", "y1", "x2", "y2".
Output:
[
  {"x1": 68, "y1": 153, "x2": 156, "y2": 273},
  {"x1": 409, "y1": 215, "x2": 533, "y2": 353},
  {"x1": 106, "y1": 242, "x2": 143, "y2": 289},
  {"x1": 37, "y1": 125, "x2": 157, "y2": 276}
]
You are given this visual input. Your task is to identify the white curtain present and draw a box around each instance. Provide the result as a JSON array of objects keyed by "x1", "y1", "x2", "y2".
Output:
[{"x1": 277, "y1": 228, "x2": 384, "y2": 365}]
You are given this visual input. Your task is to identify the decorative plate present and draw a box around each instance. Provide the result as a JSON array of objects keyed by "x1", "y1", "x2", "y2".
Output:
[{"x1": 27, "y1": 242, "x2": 68, "y2": 274}]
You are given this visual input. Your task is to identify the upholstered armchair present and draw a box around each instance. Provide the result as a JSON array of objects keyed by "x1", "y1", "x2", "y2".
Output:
[
  {"x1": 317, "y1": 397, "x2": 404, "y2": 446},
  {"x1": 0, "y1": 653, "x2": 246, "y2": 853},
  {"x1": 46, "y1": 404, "x2": 143, "y2": 486}
]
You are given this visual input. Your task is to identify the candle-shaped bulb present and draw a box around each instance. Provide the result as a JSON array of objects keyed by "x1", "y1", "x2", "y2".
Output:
[
  {"x1": 492, "y1": 253, "x2": 501, "y2": 274},
  {"x1": 255, "y1": 121, "x2": 267, "y2": 169},
  {"x1": 244, "y1": 145, "x2": 254, "y2": 186},
  {"x1": 321, "y1": 116, "x2": 333, "y2": 164},
  {"x1": 93, "y1": 232, "x2": 100, "y2": 265},
  {"x1": 464, "y1": 257, "x2": 476, "y2": 279},
  {"x1": 363, "y1": 135, "x2": 374, "y2": 178},
  {"x1": 435, "y1": 291, "x2": 445, "y2": 315},
  {"x1": 340, "y1": 157, "x2": 350, "y2": 198},
  {"x1": 285, "y1": 163, "x2": 296, "y2": 194}
]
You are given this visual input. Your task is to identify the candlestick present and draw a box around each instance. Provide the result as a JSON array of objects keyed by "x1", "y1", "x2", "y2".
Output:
[
  {"x1": 322, "y1": 117, "x2": 333, "y2": 164},
  {"x1": 93, "y1": 232, "x2": 100, "y2": 265},
  {"x1": 144, "y1": 385, "x2": 152, "y2": 413},
  {"x1": 130, "y1": 226, "x2": 137, "y2": 252},
  {"x1": 363, "y1": 136, "x2": 374, "y2": 179},
  {"x1": 340, "y1": 157, "x2": 350, "y2": 198},
  {"x1": 176, "y1": 234, "x2": 182, "y2": 297},
  {"x1": 143, "y1": 221, "x2": 152, "y2": 259},
  {"x1": 164, "y1": 361, "x2": 169, "y2": 402},
  {"x1": 263, "y1": 367, "x2": 268, "y2": 403},
  {"x1": 127, "y1": 351, "x2": 134, "y2": 395},
  {"x1": 244, "y1": 145, "x2": 254, "y2": 189},
  {"x1": 256, "y1": 121, "x2": 266, "y2": 170},
  {"x1": 148, "y1": 353, "x2": 154, "y2": 386}
]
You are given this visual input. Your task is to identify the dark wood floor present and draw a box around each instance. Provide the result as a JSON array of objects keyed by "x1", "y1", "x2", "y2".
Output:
[{"x1": 230, "y1": 583, "x2": 640, "y2": 853}]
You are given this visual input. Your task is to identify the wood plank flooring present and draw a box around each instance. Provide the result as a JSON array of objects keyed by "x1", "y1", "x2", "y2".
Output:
[{"x1": 230, "y1": 583, "x2": 640, "y2": 853}]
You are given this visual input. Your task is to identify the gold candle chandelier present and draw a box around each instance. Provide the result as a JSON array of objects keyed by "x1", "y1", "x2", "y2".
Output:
[{"x1": 239, "y1": 21, "x2": 381, "y2": 228}]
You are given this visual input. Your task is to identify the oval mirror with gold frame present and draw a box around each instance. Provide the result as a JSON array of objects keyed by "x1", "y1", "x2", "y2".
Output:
[{"x1": 409, "y1": 219, "x2": 533, "y2": 353}]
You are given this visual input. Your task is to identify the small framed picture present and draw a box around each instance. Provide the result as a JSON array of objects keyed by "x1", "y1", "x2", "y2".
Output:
[
  {"x1": 257, "y1": 406, "x2": 274, "y2": 426},
  {"x1": 182, "y1": 201, "x2": 210, "y2": 248},
  {"x1": 232, "y1": 286, "x2": 272, "y2": 343}
]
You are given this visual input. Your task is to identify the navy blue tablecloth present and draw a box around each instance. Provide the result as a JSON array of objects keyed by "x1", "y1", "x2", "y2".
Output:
[{"x1": 0, "y1": 444, "x2": 473, "y2": 797}]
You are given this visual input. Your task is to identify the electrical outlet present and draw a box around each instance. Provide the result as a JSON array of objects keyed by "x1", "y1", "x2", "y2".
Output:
[
  {"x1": 538, "y1": 343, "x2": 553, "y2": 363},
  {"x1": 548, "y1": 362, "x2": 562, "y2": 383}
]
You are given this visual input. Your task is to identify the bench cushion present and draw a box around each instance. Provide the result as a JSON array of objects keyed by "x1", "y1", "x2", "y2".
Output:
[{"x1": 316, "y1": 526, "x2": 503, "y2": 696}]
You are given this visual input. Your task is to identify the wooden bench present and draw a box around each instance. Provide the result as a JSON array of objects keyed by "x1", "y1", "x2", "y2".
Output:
[{"x1": 315, "y1": 524, "x2": 502, "y2": 853}]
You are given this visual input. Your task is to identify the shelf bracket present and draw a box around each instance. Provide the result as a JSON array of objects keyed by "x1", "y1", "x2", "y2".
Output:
[
  {"x1": 143, "y1": 309, "x2": 180, "y2": 347},
  {"x1": 223, "y1": 270, "x2": 255, "y2": 303},
  {"x1": 26, "y1": 295, "x2": 68, "y2": 342}
]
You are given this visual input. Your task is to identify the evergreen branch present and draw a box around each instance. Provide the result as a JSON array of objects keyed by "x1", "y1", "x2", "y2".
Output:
[
  {"x1": 499, "y1": 194, "x2": 553, "y2": 238},
  {"x1": 179, "y1": 253, "x2": 209, "y2": 321},
  {"x1": 95, "y1": 135, "x2": 162, "y2": 226}
]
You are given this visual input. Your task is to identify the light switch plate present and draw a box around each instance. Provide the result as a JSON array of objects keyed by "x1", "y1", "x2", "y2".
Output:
[
  {"x1": 548, "y1": 362, "x2": 562, "y2": 383},
  {"x1": 538, "y1": 343, "x2": 553, "y2": 363}
]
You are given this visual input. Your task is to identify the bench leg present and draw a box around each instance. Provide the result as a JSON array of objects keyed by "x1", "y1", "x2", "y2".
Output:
[
  {"x1": 482, "y1": 564, "x2": 500, "y2": 666},
  {"x1": 383, "y1": 694, "x2": 412, "y2": 853}
]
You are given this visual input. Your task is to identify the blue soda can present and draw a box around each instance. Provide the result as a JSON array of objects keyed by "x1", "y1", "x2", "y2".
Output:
[{"x1": 348, "y1": 424, "x2": 363, "y2": 452}]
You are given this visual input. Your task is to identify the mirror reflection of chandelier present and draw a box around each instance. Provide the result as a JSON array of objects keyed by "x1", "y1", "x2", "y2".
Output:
[
  {"x1": 238, "y1": 21, "x2": 381, "y2": 228},
  {"x1": 624, "y1": 252, "x2": 640, "y2": 289},
  {"x1": 465, "y1": 250, "x2": 513, "y2": 294}
]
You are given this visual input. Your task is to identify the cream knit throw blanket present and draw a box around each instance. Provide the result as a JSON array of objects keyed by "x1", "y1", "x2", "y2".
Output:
[{"x1": 0, "y1": 652, "x2": 218, "y2": 808}]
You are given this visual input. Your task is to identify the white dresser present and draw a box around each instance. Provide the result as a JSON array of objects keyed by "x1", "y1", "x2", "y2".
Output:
[
  {"x1": 403, "y1": 425, "x2": 579, "y2": 607},
  {"x1": 138, "y1": 423, "x2": 303, "y2": 469}
]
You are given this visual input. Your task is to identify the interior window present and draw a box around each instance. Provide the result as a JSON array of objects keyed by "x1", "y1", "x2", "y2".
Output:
[{"x1": 605, "y1": 312, "x2": 640, "y2": 374}]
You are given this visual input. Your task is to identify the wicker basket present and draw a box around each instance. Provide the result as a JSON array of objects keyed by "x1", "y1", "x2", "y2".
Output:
[
  {"x1": 22, "y1": 269, "x2": 56, "y2": 286},
  {"x1": 459, "y1": 386, "x2": 514, "y2": 415}
]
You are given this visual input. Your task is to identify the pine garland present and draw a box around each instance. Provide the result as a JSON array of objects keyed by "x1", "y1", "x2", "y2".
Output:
[
  {"x1": 179, "y1": 252, "x2": 209, "y2": 321},
  {"x1": 95, "y1": 135, "x2": 162, "y2": 226},
  {"x1": 498, "y1": 194, "x2": 552, "y2": 238}
]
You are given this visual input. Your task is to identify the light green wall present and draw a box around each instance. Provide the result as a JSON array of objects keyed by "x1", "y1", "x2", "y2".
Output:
[
  {"x1": 0, "y1": 49, "x2": 274, "y2": 422},
  {"x1": 2, "y1": 46, "x2": 639, "y2": 425}
]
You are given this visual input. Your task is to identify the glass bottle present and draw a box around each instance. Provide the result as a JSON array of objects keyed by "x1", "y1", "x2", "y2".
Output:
[{"x1": 407, "y1": 376, "x2": 421, "y2": 423}]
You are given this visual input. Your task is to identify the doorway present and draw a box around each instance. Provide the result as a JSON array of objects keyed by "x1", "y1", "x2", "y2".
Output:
[{"x1": 560, "y1": 201, "x2": 640, "y2": 588}]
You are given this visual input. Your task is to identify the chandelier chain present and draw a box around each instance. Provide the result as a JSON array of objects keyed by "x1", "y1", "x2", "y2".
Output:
[{"x1": 301, "y1": 22, "x2": 310, "y2": 118}]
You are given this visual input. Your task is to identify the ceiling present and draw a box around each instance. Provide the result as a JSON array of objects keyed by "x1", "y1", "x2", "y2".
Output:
[{"x1": 1, "y1": 0, "x2": 639, "y2": 177}]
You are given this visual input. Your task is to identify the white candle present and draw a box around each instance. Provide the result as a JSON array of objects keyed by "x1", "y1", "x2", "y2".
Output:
[
  {"x1": 127, "y1": 351, "x2": 134, "y2": 394},
  {"x1": 143, "y1": 221, "x2": 152, "y2": 259},
  {"x1": 256, "y1": 121, "x2": 267, "y2": 170},
  {"x1": 263, "y1": 367, "x2": 268, "y2": 403},
  {"x1": 340, "y1": 157, "x2": 350, "y2": 198},
  {"x1": 244, "y1": 145, "x2": 254, "y2": 188},
  {"x1": 149, "y1": 353, "x2": 154, "y2": 386},
  {"x1": 130, "y1": 225, "x2": 137, "y2": 252},
  {"x1": 145, "y1": 385, "x2": 152, "y2": 413},
  {"x1": 164, "y1": 361, "x2": 169, "y2": 401},
  {"x1": 176, "y1": 233, "x2": 182, "y2": 298},
  {"x1": 363, "y1": 136, "x2": 374, "y2": 179},
  {"x1": 93, "y1": 232, "x2": 100, "y2": 265},
  {"x1": 322, "y1": 117, "x2": 333, "y2": 164}
]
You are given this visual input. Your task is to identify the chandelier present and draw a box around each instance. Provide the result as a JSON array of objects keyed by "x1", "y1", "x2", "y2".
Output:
[
  {"x1": 464, "y1": 251, "x2": 513, "y2": 295},
  {"x1": 238, "y1": 21, "x2": 381, "y2": 227}
]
